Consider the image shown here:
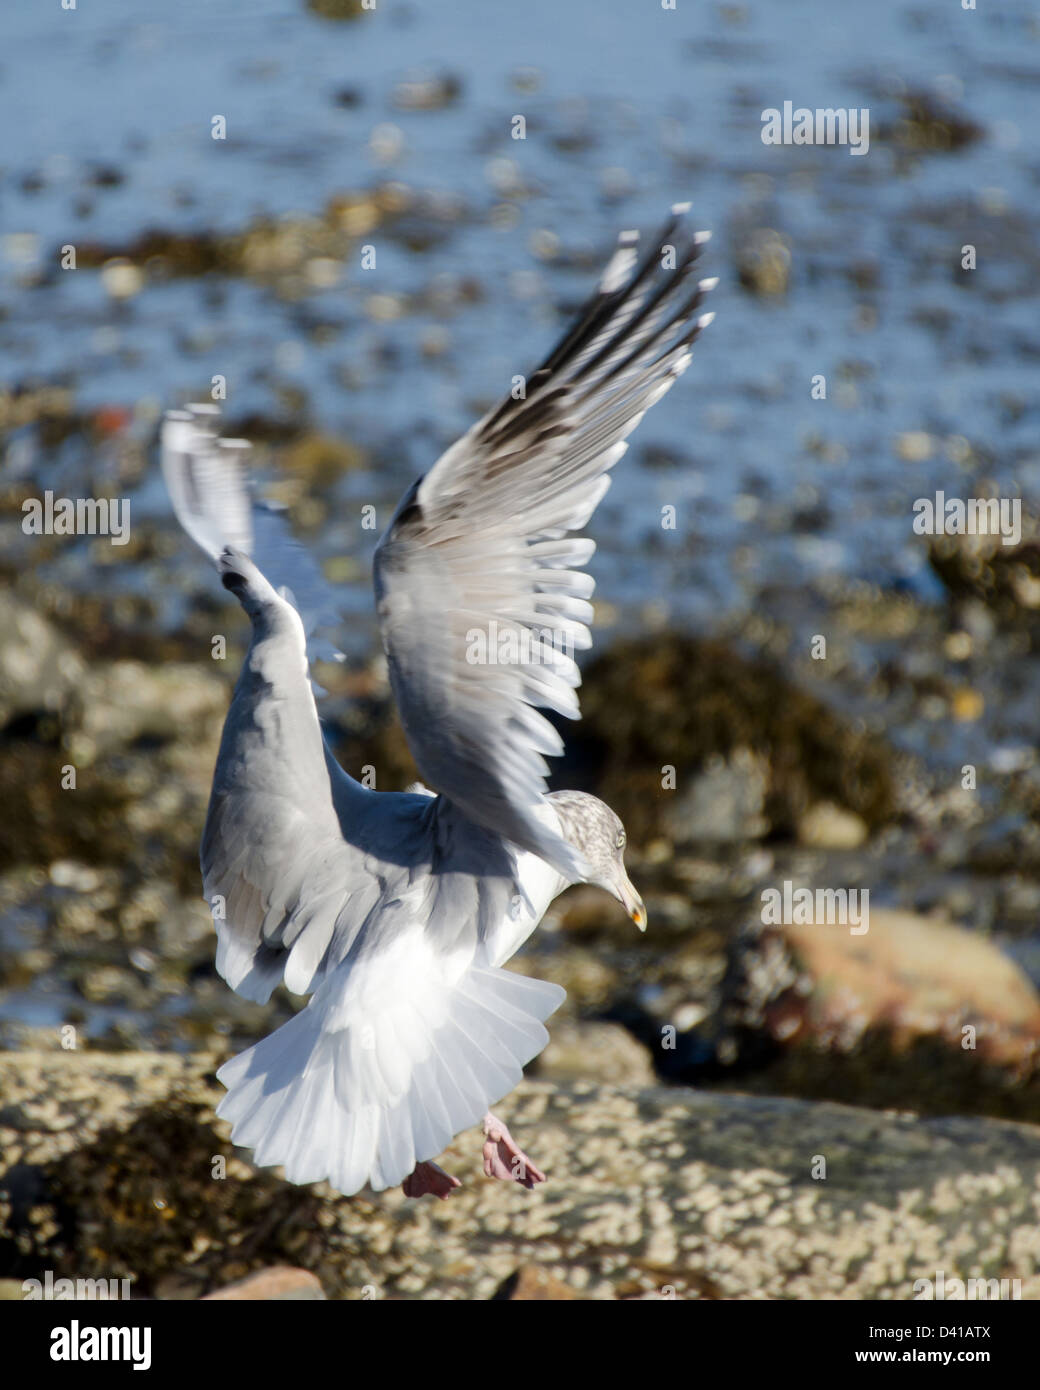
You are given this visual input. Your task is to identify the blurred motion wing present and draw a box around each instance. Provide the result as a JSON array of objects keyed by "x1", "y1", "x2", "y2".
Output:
[{"x1": 161, "y1": 405, "x2": 342, "y2": 664}]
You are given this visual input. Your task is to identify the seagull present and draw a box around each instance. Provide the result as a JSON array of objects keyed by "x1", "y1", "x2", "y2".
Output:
[{"x1": 160, "y1": 205, "x2": 715, "y2": 1199}]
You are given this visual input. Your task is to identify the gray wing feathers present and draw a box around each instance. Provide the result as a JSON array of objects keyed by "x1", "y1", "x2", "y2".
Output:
[
  {"x1": 375, "y1": 206, "x2": 715, "y2": 876},
  {"x1": 199, "y1": 590, "x2": 386, "y2": 1001}
]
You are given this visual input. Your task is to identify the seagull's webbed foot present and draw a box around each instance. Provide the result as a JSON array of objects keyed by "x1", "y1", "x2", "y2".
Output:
[
  {"x1": 482, "y1": 1111, "x2": 546, "y2": 1189},
  {"x1": 402, "y1": 1160, "x2": 461, "y2": 1200}
]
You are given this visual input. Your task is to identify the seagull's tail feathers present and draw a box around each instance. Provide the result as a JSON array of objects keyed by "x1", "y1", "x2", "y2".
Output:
[{"x1": 215, "y1": 945, "x2": 565, "y2": 1196}]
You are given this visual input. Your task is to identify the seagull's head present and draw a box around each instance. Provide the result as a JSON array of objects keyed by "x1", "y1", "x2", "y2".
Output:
[{"x1": 548, "y1": 790, "x2": 646, "y2": 931}]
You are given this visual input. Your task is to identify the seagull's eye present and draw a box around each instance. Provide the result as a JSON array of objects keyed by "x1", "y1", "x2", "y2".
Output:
[{"x1": 615, "y1": 831, "x2": 626, "y2": 850}]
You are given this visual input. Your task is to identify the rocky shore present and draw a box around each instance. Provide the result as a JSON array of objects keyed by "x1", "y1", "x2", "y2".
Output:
[{"x1": 2, "y1": 1050, "x2": 1039, "y2": 1301}]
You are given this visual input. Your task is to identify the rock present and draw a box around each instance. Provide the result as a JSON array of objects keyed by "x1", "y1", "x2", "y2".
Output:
[
  {"x1": 391, "y1": 72, "x2": 463, "y2": 112},
  {"x1": 714, "y1": 908, "x2": 1040, "y2": 1118},
  {"x1": 950, "y1": 685, "x2": 985, "y2": 722},
  {"x1": 797, "y1": 802, "x2": 868, "y2": 850},
  {"x1": 202, "y1": 1267, "x2": 325, "y2": 1300},
  {"x1": 48, "y1": 861, "x2": 102, "y2": 893},
  {"x1": 894, "y1": 430, "x2": 935, "y2": 463},
  {"x1": 735, "y1": 228, "x2": 791, "y2": 297},
  {"x1": 76, "y1": 965, "x2": 141, "y2": 1006},
  {"x1": 100, "y1": 258, "x2": 145, "y2": 300},
  {"x1": 662, "y1": 749, "x2": 769, "y2": 844},
  {"x1": 534, "y1": 1020, "x2": 656, "y2": 1087},
  {"x1": 0, "y1": 594, "x2": 85, "y2": 723},
  {"x1": 2, "y1": 1051, "x2": 1040, "y2": 1300},
  {"x1": 0, "y1": 624, "x2": 226, "y2": 877},
  {"x1": 785, "y1": 908, "x2": 1040, "y2": 1065},
  {"x1": 493, "y1": 1265, "x2": 578, "y2": 1300},
  {"x1": 78, "y1": 661, "x2": 226, "y2": 753}
]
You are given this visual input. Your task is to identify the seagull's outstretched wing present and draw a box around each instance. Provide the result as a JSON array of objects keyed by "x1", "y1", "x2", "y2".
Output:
[
  {"x1": 161, "y1": 406, "x2": 343, "y2": 665},
  {"x1": 161, "y1": 410, "x2": 407, "y2": 1003},
  {"x1": 374, "y1": 205, "x2": 716, "y2": 879}
]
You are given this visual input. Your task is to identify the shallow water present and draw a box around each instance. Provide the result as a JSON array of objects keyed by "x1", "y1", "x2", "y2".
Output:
[{"x1": 4, "y1": 0, "x2": 1037, "y2": 617}]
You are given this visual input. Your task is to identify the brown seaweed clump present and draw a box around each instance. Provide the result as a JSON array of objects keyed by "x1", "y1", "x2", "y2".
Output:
[
  {"x1": 20, "y1": 1101, "x2": 328, "y2": 1299},
  {"x1": 929, "y1": 519, "x2": 1040, "y2": 642},
  {"x1": 877, "y1": 90, "x2": 983, "y2": 155},
  {"x1": 549, "y1": 634, "x2": 894, "y2": 846}
]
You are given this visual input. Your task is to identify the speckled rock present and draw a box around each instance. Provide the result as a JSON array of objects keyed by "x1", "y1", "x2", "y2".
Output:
[
  {"x1": 1, "y1": 1050, "x2": 1039, "y2": 1300},
  {"x1": 201, "y1": 1267, "x2": 325, "y2": 1300}
]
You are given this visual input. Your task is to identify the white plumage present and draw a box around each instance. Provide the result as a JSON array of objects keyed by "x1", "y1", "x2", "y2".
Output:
[{"x1": 160, "y1": 207, "x2": 714, "y2": 1195}]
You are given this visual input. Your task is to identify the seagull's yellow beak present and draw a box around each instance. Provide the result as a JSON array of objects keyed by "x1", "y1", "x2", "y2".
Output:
[{"x1": 615, "y1": 872, "x2": 647, "y2": 932}]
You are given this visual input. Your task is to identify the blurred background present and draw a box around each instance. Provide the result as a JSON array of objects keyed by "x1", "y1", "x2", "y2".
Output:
[{"x1": 1, "y1": 0, "x2": 1039, "y2": 1300}]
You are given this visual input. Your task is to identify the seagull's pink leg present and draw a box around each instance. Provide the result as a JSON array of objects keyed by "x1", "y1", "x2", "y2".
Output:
[
  {"x1": 402, "y1": 1160, "x2": 461, "y2": 1200},
  {"x1": 482, "y1": 1112, "x2": 546, "y2": 1189}
]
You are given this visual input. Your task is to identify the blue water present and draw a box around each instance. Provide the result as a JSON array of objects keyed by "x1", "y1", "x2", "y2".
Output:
[{"x1": 3, "y1": 0, "x2": 1037, "y2": 622}]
